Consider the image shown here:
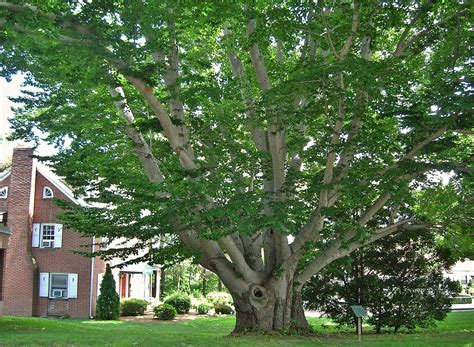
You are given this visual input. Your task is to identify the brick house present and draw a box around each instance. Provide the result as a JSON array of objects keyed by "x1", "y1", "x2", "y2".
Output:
[
  {"x1": 0, "y1": 147, "x2": 105, "y2": 318},
  {"x1": 0, "y1": 147, "x2": 161, "y2": 318}
]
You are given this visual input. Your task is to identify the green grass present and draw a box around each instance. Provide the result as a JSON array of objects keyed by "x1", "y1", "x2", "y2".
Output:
[{"x1": 0, "y1": 312, "x2": 472, "y2": 346}]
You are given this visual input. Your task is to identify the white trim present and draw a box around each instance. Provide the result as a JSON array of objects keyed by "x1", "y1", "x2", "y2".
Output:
[
  {"x1": 0, "y1": 171, "x2": 10, "y2": 182},
  {"x1": 0, "y1": 186, "x2": 8, "y2": 199},
  {"x1": 29, "y1": 157, "x2": 37, "y2": 220},
  {"x1": 36, "y1": 164, "x2": 87, "y2": 206},
  {"x1": 89, "y1": 236, "x2": 95, "y2": 318}
]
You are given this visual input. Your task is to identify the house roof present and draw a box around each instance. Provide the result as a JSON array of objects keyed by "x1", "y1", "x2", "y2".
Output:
[
  {"x1": 36, "y1": 163, "x2": 87, "y2": 206},
  {"x1": 0, "y1": 163, "x2": 87, "y2": 207}
]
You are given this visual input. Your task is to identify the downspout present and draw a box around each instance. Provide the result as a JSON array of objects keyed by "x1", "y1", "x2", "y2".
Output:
[{"x1": 89, "y1": 236, "x2": 95, "y2": 319}]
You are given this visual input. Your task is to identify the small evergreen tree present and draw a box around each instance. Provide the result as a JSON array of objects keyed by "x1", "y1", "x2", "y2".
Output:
[
  {"x1": 96, "y1": 264, "x2": 120, "y2": 320},
  {"x1": 303, "y1": 229, "x2": 460, "y2": 333}
]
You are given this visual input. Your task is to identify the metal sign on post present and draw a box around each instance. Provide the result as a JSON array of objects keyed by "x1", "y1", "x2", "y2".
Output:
[
  {"x1": 351, "y1": 305, "x2": 366, "y2": 317},
  {"x1": 351, "y1": 305, "x2": 367, "y2": 340}
]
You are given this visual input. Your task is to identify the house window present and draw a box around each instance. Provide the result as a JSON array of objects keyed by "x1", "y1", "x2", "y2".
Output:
[
  {"x1": 39, "y1": 272, "x2": 78, "y2": 299},
  {"x1": 32, "y1": 223, "x2": 63, "y2": 248},
  {"x1": 50, "y1": 273, "x2": 68, "y2": 298},
  {"x1": 0, "y1": 187, "x2": 7, "y2": 199},
  {"x1": 43, "y1": 186, "x2": 54, "y2": 199},
  {"x1": 41, "y1": 224, "x2": 56, "y2": 248},
  {"x1": 0, "y1": 212, "x2": 6, "y2": 226}
]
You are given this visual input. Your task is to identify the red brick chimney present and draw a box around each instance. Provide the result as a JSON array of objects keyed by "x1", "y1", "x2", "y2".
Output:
[{"x1": 3, "y1": 148, "x2": 38, "y2": 316}]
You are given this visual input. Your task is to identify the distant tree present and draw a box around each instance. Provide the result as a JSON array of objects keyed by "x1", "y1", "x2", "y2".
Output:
[
  {"x1": 96, "y1": 264, "x2": 120, "y2": 320},
  {"x1": 303, "y1": 229, "x2": 460, "y2": 333},
  {"x1": 0, "y1": 154, "x2": 11, "y2": 172},
  {"x1": 161, "y1": 261, "x2": 220, "y2": 297}
]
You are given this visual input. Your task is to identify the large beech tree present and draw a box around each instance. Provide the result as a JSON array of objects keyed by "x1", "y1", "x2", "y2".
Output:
[{"x1": 1, "y1": 1, "x2": 472, "y2": 332}]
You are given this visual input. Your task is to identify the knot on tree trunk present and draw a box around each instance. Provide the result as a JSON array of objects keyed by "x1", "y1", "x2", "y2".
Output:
[{"x1": 249, "y1": 283, "x2": 269, "y2": 308}]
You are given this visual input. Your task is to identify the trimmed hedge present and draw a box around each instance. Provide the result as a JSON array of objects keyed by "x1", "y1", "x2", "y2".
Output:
[
  {"x1": 206, "y1": 292, "x2": 233, "y2": 306},
  {"x1": 452, "y1": 295, "x2": 472, "y2": 305},
  {"x1": 197, "y1": 303, "x2": 210, "y2": 315},
  {"x1": 154, "y1": 304, "x2": 177, "y2": 320},
  {"x1": 164, "y1": 292, "x2": 192, "y2": 314},
  {"x1": 214, "y1": 303, "x2": 234, "y2": 315},
  {"x1": 120, "y1": 299, "x2": 149, "y2": 316}
]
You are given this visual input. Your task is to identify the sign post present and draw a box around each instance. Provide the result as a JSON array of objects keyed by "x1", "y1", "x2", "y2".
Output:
[{"x1": 351, "y1": 305, "x2": 367, "y2": 341}]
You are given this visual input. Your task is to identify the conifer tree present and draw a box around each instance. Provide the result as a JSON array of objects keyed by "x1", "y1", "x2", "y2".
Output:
[{"x1": 96, "y1": 264, "x2": 120, "y2": 320}]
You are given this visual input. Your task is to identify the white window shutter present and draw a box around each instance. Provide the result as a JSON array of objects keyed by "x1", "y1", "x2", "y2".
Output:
[
  {"x1": 68, "y1": 273, "x2": 78, "y2": 298},
  {"x1": 54, "y1": 224, "x2": 63, "y2": 248},
  {"x1": 32, "y1": 223, "x2": 40, "y2": 248},
  {"x1": 39, "y1": 272, "x2": 49, "y2": 297}
]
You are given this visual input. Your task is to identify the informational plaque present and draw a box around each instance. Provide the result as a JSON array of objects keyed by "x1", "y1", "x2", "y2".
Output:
[{"x1": 351, "y1": 305, "x2": 367, "y2": 317}]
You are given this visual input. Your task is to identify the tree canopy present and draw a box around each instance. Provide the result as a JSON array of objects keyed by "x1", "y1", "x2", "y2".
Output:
[{"x1": 1, "y1": 0, "x2": 472, "y2": 332}]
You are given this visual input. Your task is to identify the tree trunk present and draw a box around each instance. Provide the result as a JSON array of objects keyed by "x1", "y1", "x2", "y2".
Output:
[{"x1": 230, "y1": 282, "x2": 311, "y2": 334}]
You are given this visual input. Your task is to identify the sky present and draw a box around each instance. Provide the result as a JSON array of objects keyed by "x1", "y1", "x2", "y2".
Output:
[{"x1": 0, "y1": 75, "x2": 55, "y2": 166}]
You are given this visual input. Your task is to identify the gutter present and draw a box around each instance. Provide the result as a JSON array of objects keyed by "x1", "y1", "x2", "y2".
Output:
[{"x1": 89, "y1": 236, "x2": 95, "y2": 319}]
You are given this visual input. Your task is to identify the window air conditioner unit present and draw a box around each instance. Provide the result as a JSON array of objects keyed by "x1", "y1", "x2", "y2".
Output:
[
  {"x1": 42, "y1": 240, "x2": 54, "y2": 248},
  {"x1": 51, "y1": 289, "x2": 65, "y2": 298}
]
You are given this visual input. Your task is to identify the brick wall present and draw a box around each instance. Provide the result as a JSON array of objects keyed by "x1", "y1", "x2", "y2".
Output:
[
  {"x1": 32, "y1": 172, "x2": 106, "y2": 318},
  {"x1": 3, "y1": 148, "x2": 37, "y2": 316},
  {"x1": 0, "y1": 249, "x2": 4, "y2": 301},
  {"x1": 1, "y1": 148, "x2": 106, "y2": 318}
]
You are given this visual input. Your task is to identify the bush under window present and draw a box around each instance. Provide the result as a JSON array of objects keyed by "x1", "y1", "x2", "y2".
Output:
[{"x1": 120, "y1": 299, "x2": 149, "y2": 316}]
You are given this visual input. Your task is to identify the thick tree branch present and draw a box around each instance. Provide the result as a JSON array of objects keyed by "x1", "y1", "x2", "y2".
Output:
[
  {"x1": 1, "y1": 3, "x2": 200, "y2": 172},
  {"x1": 219, "y1": 236, "x2": 264, "y2": 283},
  {"x1": 123, "y1": 76, "x2": 198, "y2": 170},
  {"x1": 107, "y1": 85, "x2": 165, "y2": 184},
  {"x1": 339, "y1": 0, "x2": 361, "y2": 59}
]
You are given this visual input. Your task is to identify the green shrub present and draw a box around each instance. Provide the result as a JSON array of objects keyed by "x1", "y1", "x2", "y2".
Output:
[
  {"x1": 197, "y1": 303, "x2": 210, "y2": 315},
  {"x1": 153, "y1": 304, "x2": 177, "y2": 320},
  {"x1": 96, "y1": 264, "x2": 120, "y2": 320},
  {"x1": 452, "y1": 295, "x2": 472, "y2": 304},
  {"x1": 164, "y1": 292, "x2": 191, "y2": 314},
  {"x1": 120, "y1": 299, "x2": 149, "y2": 316},
  {"x1": 206, "y1": 292, "x2": 233, "y2": 306},
  {"x1": 214, "y1": 303, "x2": 234, "y2": 315}
]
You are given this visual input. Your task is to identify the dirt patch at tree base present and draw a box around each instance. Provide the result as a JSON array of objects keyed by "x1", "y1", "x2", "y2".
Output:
[{"x1": 120, "y1": 311, "x2": 232, "y2": 323}]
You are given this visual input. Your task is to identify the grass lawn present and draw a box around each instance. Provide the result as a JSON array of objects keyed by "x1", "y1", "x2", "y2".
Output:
[{"x1": 0, "y1": 311, "x2": 472, "y2": 346}]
